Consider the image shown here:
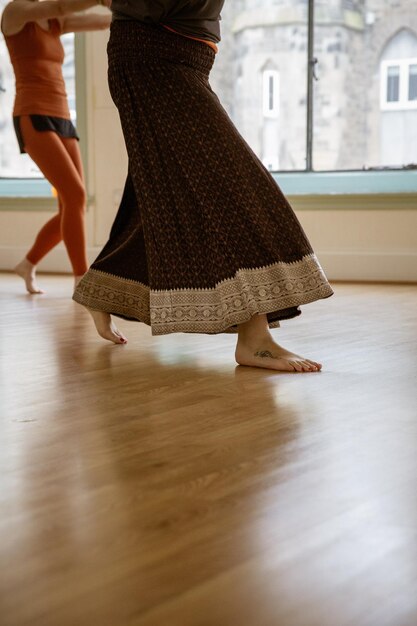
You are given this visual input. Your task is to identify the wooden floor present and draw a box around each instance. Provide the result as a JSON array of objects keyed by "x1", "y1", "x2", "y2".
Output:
[{"x1": 0, "y1": 274, "x2": 416, "y2": 626}]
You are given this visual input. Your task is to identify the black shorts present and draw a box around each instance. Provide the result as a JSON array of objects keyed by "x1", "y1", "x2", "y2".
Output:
[{"x1": 13, "y1": 115, "x2": 79, "y2": 154}]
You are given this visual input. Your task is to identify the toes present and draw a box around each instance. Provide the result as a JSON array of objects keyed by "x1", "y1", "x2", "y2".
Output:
[
  {"x1": 99, "y1": 330, "x2": 127, "y2": 345},
  {"x1": 290, "y1": 360, "x2": 321, "y2": 373},
  {"x1": 28, "y1": 286, "x2": 44, "y2": 295},
  {"x1": 307, "y1": 360, "x2": 322, "y2": 371},
  {"x1": 105, "y1": 326, "x2": 127, "y2": 344},
  {"x1": 112, "y1": 326, "x2": 128, "y2": 344}
]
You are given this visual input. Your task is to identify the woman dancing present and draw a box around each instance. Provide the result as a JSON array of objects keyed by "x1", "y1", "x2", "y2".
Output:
[
  {"x1": 74, "y1": 0, "x2": 334, "y2": 372},
  {"x1": 1, "y1": 0, "x2": 111, "y2": 293}
]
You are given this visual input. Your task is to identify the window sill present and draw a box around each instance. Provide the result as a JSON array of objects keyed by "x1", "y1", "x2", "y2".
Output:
[
  {"x1": 0, "y1": 178, "x2": 56, "y2": 211},
  {"x1": 1, "y1": 171, "x2": 416, "y2": 212},
  {"x1": 0, "y1": 179, "x2": 94, "y2": 211},
  {"x1": 0, "y1": 178, "x2": 55, "y2": 197},
  {"x1": 273, "y1": 169, "x2": 417, "y2": 197}
]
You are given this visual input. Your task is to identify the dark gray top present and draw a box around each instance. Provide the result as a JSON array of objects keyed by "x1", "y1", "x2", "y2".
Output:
[{"x1": 111, "y1": 0, "x2": 225, "y2": 43}]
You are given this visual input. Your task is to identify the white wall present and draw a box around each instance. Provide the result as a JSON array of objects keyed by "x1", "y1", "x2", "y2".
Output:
[{"x1": 0, "y1": 30, "x2": 416, "y2": 282}]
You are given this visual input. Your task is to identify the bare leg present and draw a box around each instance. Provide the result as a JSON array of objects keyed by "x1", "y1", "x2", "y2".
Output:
[
  {"x1": 20, "y1": 119, "x2": 89, "y2": 282},
  {"x1": 86, "y1": 308, "x2": 128, "y2": 345},
  {"x1": 14, "y1": 258, "x2": 45, "y2": 294},
  {"x1": 235, "y1": 314, "x2": 322, "y2": 372}
]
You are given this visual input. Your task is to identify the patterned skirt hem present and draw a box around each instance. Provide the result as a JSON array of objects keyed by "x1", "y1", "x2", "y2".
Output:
[{"x1": 73, "y1": 254, "x2": 334, "y2": 335}]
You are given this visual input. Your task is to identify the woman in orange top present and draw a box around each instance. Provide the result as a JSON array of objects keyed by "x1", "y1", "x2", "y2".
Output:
[{"x1": 1, "y1": 0, "x2": 111, "y2": 293}]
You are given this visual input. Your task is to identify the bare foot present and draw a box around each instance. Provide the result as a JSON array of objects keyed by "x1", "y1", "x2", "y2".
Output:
[
  {"x1": 14, "y1": 258, "x2": 44, "y2": 294},
  {"x1": 236, "y1": 338, "x2": 322, "y2": 372},
  {"x1": 87, "y1": 308, "x2": 127, "y2": 345},
  {"x1": 236, "y1": 314, "x2": 322, "y2": 373}
]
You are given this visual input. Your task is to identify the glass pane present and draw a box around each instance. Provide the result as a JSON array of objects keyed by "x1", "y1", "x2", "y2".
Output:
[
  {"x1": 62, "y1": 33, "x2": 76, "y2": 124},
  {"x1": 312, "y1": 6, "x2": 417, "y2": 170},
  {"x1": 262, "y1": 70, "x2": 279, "y2": 119},
  {"x1": 210, "y1": 1, "x2": 308, "y2": 172},
  {"x1": 0, "y1": 3, "x2": 75, "y2": 178},
  {"x1": 269, "y1": 76, "x2": 274, "y2": 111},
  {"x1": 409, "y1": 64, "x2": 417, "y2": 101},
  {"x1": 387, "y1": 66, "x2": 400, "y2": 102}
]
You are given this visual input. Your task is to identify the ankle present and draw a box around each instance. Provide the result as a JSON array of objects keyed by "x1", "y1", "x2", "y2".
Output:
[
  {"x1": 238, "y1": 314, "x2": 270, "y2": 343},
  {"x1": 24, "y1": 257, "x2": 35, "y2": 269},
  {"x1": 15, "y1": 258, "x2": 35, "y2": 272}
]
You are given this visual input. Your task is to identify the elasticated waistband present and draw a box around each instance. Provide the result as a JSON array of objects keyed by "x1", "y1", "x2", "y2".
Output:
[{"x1": 108, "y1": 20, "x2": 215, "y2": 75}]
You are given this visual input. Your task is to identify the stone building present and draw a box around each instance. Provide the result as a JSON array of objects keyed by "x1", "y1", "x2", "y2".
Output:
[{"x1": 210, "y1": 0, "x2": 417, "y2": 171}]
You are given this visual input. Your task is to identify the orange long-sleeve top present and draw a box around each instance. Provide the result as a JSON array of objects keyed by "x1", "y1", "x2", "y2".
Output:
[{"x1": 4, "y1": 19, "x2": 70, "y2": 118}]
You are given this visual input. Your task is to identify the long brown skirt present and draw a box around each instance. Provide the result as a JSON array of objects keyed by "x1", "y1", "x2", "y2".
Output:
[{"x1": 73, "y1": 21, "x2": 333, "y2": 335}]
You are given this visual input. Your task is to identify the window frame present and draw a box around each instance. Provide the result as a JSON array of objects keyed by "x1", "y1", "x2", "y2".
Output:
[
  {"x1": 380, "y1": 58, "x2": 417, "y2": 111},
  {"x1": 0, "y1": 33, "x2": 88, "y2": 206}
]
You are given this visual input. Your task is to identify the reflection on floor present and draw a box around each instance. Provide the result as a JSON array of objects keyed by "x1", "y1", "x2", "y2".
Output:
[{"x1": 0, "y1": 273, "x2": 416, "y2": 626}]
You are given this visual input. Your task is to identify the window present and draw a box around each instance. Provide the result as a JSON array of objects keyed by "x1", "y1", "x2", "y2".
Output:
[
  {"x1": 210, "y1": 2, "x2": 417, "y2": 173},
  {"x1": 262, "y1": 70, "x2": 279, "y2": 118},
  {"x1": 381, "y1": 59, "x2": 417, "y2": 110},
  {"x1": 62, "y1": 33, "x2": 77, "y2": 124},
  {"x1": 409, "y1": 64, "x2": 417, "y2": 101},
  {"x1": 0, "y1": 2, "x2": 76, "y2": 181},
  {"x1": 387, "y1": 65, "x2": 400, "y2": 103}
]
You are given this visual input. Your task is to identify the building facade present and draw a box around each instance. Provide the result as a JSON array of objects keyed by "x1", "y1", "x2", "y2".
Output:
[{"x1": 210, "y1": 0, "x2": 417, "y2": 171}]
